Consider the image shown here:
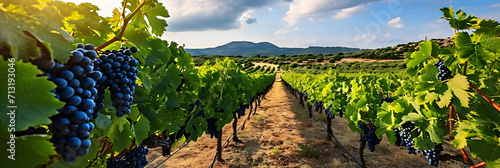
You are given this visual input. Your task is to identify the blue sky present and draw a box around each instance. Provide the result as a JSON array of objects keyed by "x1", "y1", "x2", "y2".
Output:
[{"x1": 64, "y1": 0, "x2": 500, "y2": 49}]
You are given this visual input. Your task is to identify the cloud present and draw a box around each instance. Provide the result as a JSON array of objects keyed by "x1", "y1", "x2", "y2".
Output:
[
  {"x1": 490, "y1": 3, "x2": 500, "y2": 7},
  {"x1": 239, "y1": 10, "x2": 257, "y2": 25},
  {"x1": 353, "y1": 33, "x2": 377, "y2": 47},
  {"x1": 388, "y1": 17, "x2": 405, "y2": 29},
  {"x1": 164, "y1": 0, "x2": 277, "y2": 31},
  {"x1": 332, "y1": 5, "x2": 367, "y2": 20},
  {"x1": 275, "y1": 27, "x2": 300, "y2": 35},
  {"x1": 268, "y1": 7, "x2": 273, "y2": 11},
  {"x1": 283, "y1": 0, "x2": 382, "y2": 25}
]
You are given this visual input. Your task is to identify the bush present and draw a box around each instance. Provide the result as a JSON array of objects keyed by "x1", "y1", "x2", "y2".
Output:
[
  {"x1": 291, "y1": 63, "x2": 299, "y2": 68},
  {"x1": 297, "y1": 60, "x2": 303, "y2": 63}
]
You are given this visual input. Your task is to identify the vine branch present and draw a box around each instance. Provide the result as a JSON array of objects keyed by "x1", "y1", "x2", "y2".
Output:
[
  {"x1": 95, "y1": 0, "x2": 146, "y2": 51},
  {"x1": 469, "y1": 83, "x2": 500, "y2": 112}
]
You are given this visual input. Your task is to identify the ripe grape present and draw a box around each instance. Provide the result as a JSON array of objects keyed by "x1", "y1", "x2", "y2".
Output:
[
  {"x1": 358, "y1": 121, "x2": 380, "y2": 152},
  {"x1": 106, "y1": 145, "x2": 149, "y2": 168},
  {"x1": 422, "y1": 144, "x2": 443, "y2": 167},
  {"x1": 394, "y1": 122, "x2": 418, "y2": 154},
  {"x1": 434, "y1": 60, "x2": 452, "y2": 81},
  {"x1": 206, "y1": 118, "x2": 220, "y2": 138},
  {"x1": 324, "y1": 105, "x2": 335, "y2": 119},
  {"x1": 94, "y1": 48, "x2": 139, "y2": 117},
  {"x1": 37, "y1": 43, "x2": 101, "y2": 162}
]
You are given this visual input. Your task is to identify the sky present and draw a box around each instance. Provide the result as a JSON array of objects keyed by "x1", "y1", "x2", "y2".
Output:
[{"x1": 62, "y1": 0, "x2": 500, "y2": 49}]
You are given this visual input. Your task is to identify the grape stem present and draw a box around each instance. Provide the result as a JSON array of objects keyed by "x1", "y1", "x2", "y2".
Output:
[
  {"x1": 469, "y1": 83, "x2": 500, "y2": 112},
  {"x1": 461, "y1": 148, "x2": 473, "y2": 165},
  {"x1": 469, "y1": 162, "x2": 486, "y2": 168},
  {"x1": 95, "y1": 0, "x2": 146, "y2": 51},
  {"x1": 449, "y1": 104, "x2": 455, "y2": 140}
]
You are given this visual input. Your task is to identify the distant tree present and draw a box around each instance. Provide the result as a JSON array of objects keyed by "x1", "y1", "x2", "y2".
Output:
[
  {"x1": 279, "y1": 54, "x2": 286, "y2": 58},
  {"x1": 253, "y1": 54, "x2": 261, "y2": 58},
  {"x1": 297, "y1": 59, "x2": 303, "y2": 63},
  {"x1": 316, "y1": 54, "x2": 324, "y2": 62},
  {"x1": 291, "y1": 63, "x2": 299, "y2": 68}
]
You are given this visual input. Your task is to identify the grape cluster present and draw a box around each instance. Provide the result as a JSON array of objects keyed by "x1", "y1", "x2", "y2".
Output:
[
  {"x1": 313, "y1": 101, "x2": 321, "y2": 112},
  {"x1": 434, "y1": 60, "x2": 452, "y2": 81},
  {"x1": 395, "y1": 122, "x2": 418, "y2": 154},
  {"x1": 94, "y1": 47, "x2": 139, "y2": 117},
  {"x1": 380, "y1": 97, "x2": 394, "y2": 105},
  {"x1": 235, "y1": 104, "x2": 248, "y2": 118},
  {"x1": 194, "y1": 99, "x2": 205, "y2": 117},
  {"x1": 358, "y1": 121, "x2": 380, "y2": 152},
  {"x1": 422, "y1": 144, "x2": 443, "y2": 167},
  {"x1": 41, "y1": 44, "x2": 100, "y2": 162},
  {"x1": 324, "y1": 105, "x2": 335, "y2": 119},
  {"x1": 206, "y1": 118, "x2": 220, "y2": 138},
  {"x1": 106, "y1": 145, "x2": 149, "y2": 168},
  {"x1": 14, "y1": 127, "x2": 46, "y2": 137}
]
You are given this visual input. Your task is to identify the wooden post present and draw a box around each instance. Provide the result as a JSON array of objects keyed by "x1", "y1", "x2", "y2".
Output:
[
  {"x1": 217, "y1": 129, "x2": 224, "y2": 163},
  {"x1": 360, "y1": 134, "x2": 366, "y2": 168},
  {"x1": 327, "y1": 118, "x2": 333, "y2": 140}
]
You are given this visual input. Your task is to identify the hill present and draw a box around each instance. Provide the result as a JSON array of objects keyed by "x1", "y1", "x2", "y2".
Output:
[{"x1": 185, "y1": 41, "x2": 366, "y2": 56}]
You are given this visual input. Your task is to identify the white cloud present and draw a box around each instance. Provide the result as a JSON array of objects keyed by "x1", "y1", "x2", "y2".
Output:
[
  {"x1": 385, "y1": 33, "x2": 391, "y2": 37},
  {"x1": 283, "y1": 0, "x2": 382, "y2": 25},
  {"x1": 239, "y1": 10, "x2": 257, "y2": 25},
  {"x1": 275, "y1": 27, "x2": 300, "y2": 35},
  {"x1": 491, "y1": 3, "x2": 500, "y2": 7},
  {"x1": 332, "y1": 5, "x2": 366, "y2": 20},
  {"x1": 164, "y1": 0, "x2": 277, "y2": 31},
  {"x1": 354, "y1": 33, "x2": 376, "y2": 44},
  {"x1": 388, "y1": 17, "x2": 405, "y2": 29},
  {"x1": 268, "y1": 7, "x2": 273, "y2": 11}
]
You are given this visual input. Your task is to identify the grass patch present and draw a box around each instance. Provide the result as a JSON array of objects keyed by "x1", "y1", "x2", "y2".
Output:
[
  {"x1": 296, "y1": 143, "x2": 320, "y2": 158},
  {"x1": 238, "y1": 134, "x2": 248, "y2": 138},
  {"x1": 271, "y1": 148, "x2": 280, "y2": 155},
  {"x1": 255, "y1": 115, "x2": 264, "y2": 122}
]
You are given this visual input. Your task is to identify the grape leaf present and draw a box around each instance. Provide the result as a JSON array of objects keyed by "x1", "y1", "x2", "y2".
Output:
[
  {"x1": 108, "y1": 118, "x2": 133, "y2": 152},
  {"x1": 0, "y1": 59, "x2": 64, "y2": 131},
  {"x1": 143, "y1": 3, "x2": 169, "y2": 36},
  {"x1": 0, "y1": 10, "x2": 39, "y2": 61},
  {"x1": 1, "y1": 135, "x2": 56, "y2": 168},
  {"x1": 447, "y1": 74, "x2": 470, "y2": 108},
  {"x1": 436, "y1": 89, "x2": 453, "y2": 108},
  {"x1": 468, "y1": 137, "x2": 500, "y2": 168},
  {"x1": 454, "y1": 32, "x2": 496, "y2": 69},
  {"x1": 51, "y1": 136, "x2": 101, "y2": 168},
  {"x1": 131, "y1": 114, "x2": 150, "y2": 145}
]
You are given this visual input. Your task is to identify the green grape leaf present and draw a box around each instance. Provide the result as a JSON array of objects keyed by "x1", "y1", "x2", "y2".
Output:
[
  {"x1": 426, "y1": 119, "x2": 445, "y2": 144},
  {"x1": 95, "y1": 113, "x2": 112, "y2": 130},
  {"x1": 0, "y1": 10, "x2": 39, "y2": 61},
  {"x1": 454, "y1": 32, "x2": 496, "y2": 69},
  {"x1": 447, "y1": 74, "x2": 470, "y2": 108},
  {"x1": 51, "y1": 136, "x2": 101, "y2": 168},
  {"x1": 128, "y1": 107, "x2": 140, "y2": 122},
  {"x1": 143, "y1": 3, "x2": 169, "y2": 37},
  {"x1": 108, "y1": 118, "x2": 133, "y2": 152},
  {"x1": 0, "y1": 59, "x2": 64, "y2": 131},
  {"x1": 436, "y1": 89, "x2": 453, "y2": 108},
  {"x1": 415, "y1": 64, "x2": 439, "y2": 91},
  {"x1": 440, "y1": 6, "x2": 479, "y2": 30},
  {"x1": 131, "y1": 114, "x2": 150, "y2": 145},
  {"x1": 468, "y1": 137, "x2": 500, "y2": 168},
  {"x1": 1, "y1": 135, "x2": 56, "y2": 168}
]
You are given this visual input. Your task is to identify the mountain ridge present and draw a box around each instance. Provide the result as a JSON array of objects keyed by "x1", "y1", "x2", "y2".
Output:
[{"x1": 185, "y1": 41, "x2": 366, "y2": 56}]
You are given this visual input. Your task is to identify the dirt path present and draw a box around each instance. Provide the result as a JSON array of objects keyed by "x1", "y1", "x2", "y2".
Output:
[{"x1": 146, "y1": 74, "x2": 473, "y2": 168}]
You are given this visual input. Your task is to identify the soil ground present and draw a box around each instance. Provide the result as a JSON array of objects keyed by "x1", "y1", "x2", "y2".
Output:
[{"x1": 145, "y1": 74, "x2": 479, "y2": 168}]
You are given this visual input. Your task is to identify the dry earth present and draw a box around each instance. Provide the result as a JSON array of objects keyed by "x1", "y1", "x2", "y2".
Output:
[{"x1": 145, "y1": 74, "x2": 478, "y2": 168}]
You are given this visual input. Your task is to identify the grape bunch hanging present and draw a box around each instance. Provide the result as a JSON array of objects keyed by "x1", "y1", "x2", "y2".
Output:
[
  {"x1": 107, "y1": 145, "x2": 149, "y2": 168},
  {"x1": 358, "y1": 121, "x2": 380, "y2": 152},
  {"x1": 33, "y1": 44, "x2": 100, "y2": 162},
  {"x1": 434, "y1": 60, "x2": 453, "y2": 81},
  {"x1": 94, "y1": 47, "x2": 139, "y2": 117}
]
